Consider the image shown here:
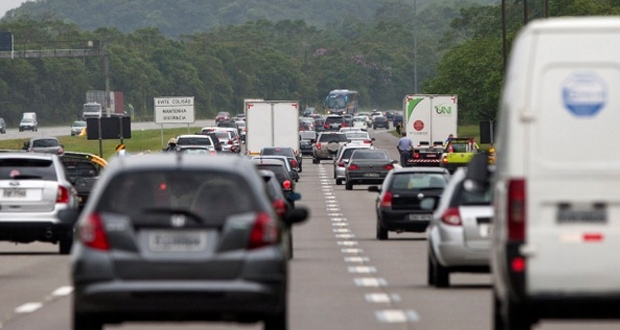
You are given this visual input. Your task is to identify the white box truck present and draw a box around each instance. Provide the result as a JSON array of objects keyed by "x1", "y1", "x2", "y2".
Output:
[
  {"x1": 402, "y1": 94, "x2": 457, "y2": 166},
  {"x1": 245, "y1": 100, "x2": 300, "y2": 156}
]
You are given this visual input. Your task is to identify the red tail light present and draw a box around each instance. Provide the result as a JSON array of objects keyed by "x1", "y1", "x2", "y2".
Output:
[
  {"x1": 273, "y1": 199, "x2": 287, "y2": 218},
  {"x1": 380, "y1": 192, "x2": 393, "y2": 208},
  {"x1": 248, "y1": 212, "x2": 279, "y2": 249},
  {"x1": 442, "y1": 156, "x2": 448, "y2": 164},
  {"x1": 337, "y1": 161, "x2": 345, "y2": 167},
  {"x1": 508, "y1": 179, "x2": 526, "y2": 241},
  {"x1": 57, "y1": 186, "x2": 70, "y2": 204},
  {"x1": 79, "y1": 213, "x2": 110, "y2": 251},
  {"x1": 290, "y1": 159, "x2": 298, "y2": 168},
  {"x1": 441, "y1": 207, "x2": 462, "y2": 226},
  {"x1": 282, "y1": 180, "x2": 292, "y2": 190},
  {"x1": 383, "y1": 164, "x2": 394, "y2": 170},
  {"x1": 323, "y1": 124, "x2": 329, "y2": 129},
  {"x1": 316, "y1": 142, "x2": 322, "y2": 150},
  {"x1": 228, "y1": 140, "x2": 233, "y2": 145},
  {"x1": 364, "y1": 140, "x2": 372, "y2": 144},
  {"x1": 414, "y1": 152, "x2": 420, "y2": 159},
  {"x1": 342, "y1": 122, "x2": 348, "y2": 127},
  {"x1": 58, "y1": 147, "x2": 64, "y2": 155},
  {"x1": 348, "y1": 164, "x2": 360, "y2": 170}
]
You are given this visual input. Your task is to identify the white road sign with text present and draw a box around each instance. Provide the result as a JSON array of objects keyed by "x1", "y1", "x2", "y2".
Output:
[{"x1": 154, "y1": 96, "x2": 195, "y2": 124}]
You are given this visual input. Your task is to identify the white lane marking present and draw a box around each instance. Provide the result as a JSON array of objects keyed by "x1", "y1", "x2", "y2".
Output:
[
  {"x1": 341, "y1": 248, "x2": 364, "y2": 253},
  {"x1": 326, "y1": 207, "x2": 340, "y2": 212},
  {"x1": 348, "y1": 266, "x2": 377, "y2": 273},
  {"x1": 375, "y1": 310, "x2": 420, "y2": 323},
  {"x1": 324, "y1": 195, "x2": 336, "y2": 199},
  {"x1": 14, "y1": 303, "x2": 43, "y2": 314},
  {"x1": 337, "y1": 241, "x2": 358, "y2": 246},
  {"x1": 330, "y1": 217, "x2": 346, "y2": 222},
  {"x1": 331, "y1": 222, "x2": 348, "y2": 227},
  {"x1": 52, "y1": 286, "x2": 73, "y2": 296},
  {"x1": 335, "y1": 234, "x2": 355, "y2": 239},
  {"x1": 365, "y1": 293, "x2": 401, "y2": 303},
  {"x1": 333, "y1": 228, "x2": 351, "y2": 233},
  {"x1": 354, "y1": 277, "x2": 387, "y2": 287},
  {"x1": 344, "y1": 256, "x2": 369, "y2": 263},
  {"x1": 327, "y1": 213, "x2": 343, "y2": 217}
]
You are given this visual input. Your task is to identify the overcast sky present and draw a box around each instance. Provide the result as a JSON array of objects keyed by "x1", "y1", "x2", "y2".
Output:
[{"x1": 0, "y1": 0, "x2": 27, "y2": 18}]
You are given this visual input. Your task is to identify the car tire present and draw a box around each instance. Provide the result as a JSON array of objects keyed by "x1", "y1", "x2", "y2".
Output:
[
  {"x1": 427, "y1": 251, "x2": 436, "y2": 286},
  {"x1": 376, "y1": 221, "x2": 388, "y2": 240},
  {"x1": 345, "y1": 181, "x2": 353, "y2": 190},
  {"x1": 312, "y1": 157, "x2": 319, "y2": 164},
  {"x1": 493, "y1": 290, "x2": 504, "y2": 330},
  {"x1": 73, "y1": 314, "x2": 103, "y2": 330},
  {"x1": 59, "y1": 235, "x2": 73, "y2": 255},
  {"x1": 501, "y1": 298, "x2": 532, "y2": 330},
  {"x1": 336, "y1": 178, "x2": 342, "y2": 185},
  {"x1": 433, "y1": 255, "x2": 450, "y2": 288},
  {"x1": 264, "y1": 308, "x2": 287, "y2": 330}
]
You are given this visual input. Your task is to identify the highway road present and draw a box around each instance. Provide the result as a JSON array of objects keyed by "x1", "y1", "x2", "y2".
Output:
[{"x1": 0, "y1": 125, "x2": 618, "y2": 329}]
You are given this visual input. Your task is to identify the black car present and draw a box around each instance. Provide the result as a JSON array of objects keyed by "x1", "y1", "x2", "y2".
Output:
[
  {"x1": 373, "y1": 116, "x2": 390, "y2": 129},
  {"x1": 299, "y1": 131, "x2": 317, "y2": 156},
  {"x1": 344, "y1": 149, "x2": 395, "y2": 190},
  {"x1": 368, "y1": 167, "x2": 450, "y2": 240},
  {"x1": 70, "y1": 154, "x2": 308, "y2": 330},
  {"x1": 251, "y1": 157, "x2": 299, "y2": 205},
  {"x1": 260, "y1": 146, "x2": 302, "y2": 172},
  {"x1": 393, "y1": 114, "x2": 403, "y2": 127}
]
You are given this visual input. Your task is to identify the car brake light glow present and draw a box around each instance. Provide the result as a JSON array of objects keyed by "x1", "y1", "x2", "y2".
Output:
[
  {"x1": 511, "y1": 256, "x2": 525, "y2": 272},
  {"x1": 364, "y1": 140, "x2": 372, "y2": 144},
  {"x1": 441, "y1": 207, "x2": 462, "y2": 226},
  {"x1": 442, "y1": 156, "x2": 448, "y2": 164},
  {"x1": 79, "y1": 213, "x2": 110, "y2": 251},
  {"x1": 282, "y1": 180, "x2": 292, "y2": 190},
  {"x1": 316, "y1": 143, "x2": 322, "y2": 150},
  {"x1": 248, "y1": 212, "x2": 279, "y2": 249},
  {"x1": 383, "y1": 164, "x2": 394, "y2": 170},
  {"x1": 273, "y1": 199, "x2": 287, "y2": 218},
  {"x1": 508, "y1": 179, "x2": 526, "y2": 241},
  {"x1": 380, "y1": 192, "x2": 393, "y2": 208},
  {"x1": 57, "y1": 186, "x2": 70, "y2": 204},
  {"x1": 414, "y1": 152, "x2": 420, "y2": 159},
  {"x1": 337, "y1": 161, "x2": 345, "y2": 167},
  {"x1": 291, "y1": 159, "x2": 298, "y2": 168},
  {"x1": 348, "y1": 164, "x2": 360, "y2": 170}
]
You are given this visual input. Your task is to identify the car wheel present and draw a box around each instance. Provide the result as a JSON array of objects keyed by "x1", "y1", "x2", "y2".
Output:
[
  {"x1": 427, "y1": 251, "x2": 436, "y2": 286},
  {"x1": 73, "y1": 313, "x2": 103, "y2": 330},
  {"x1": 493, "y1": 290, "x2": 504, "y2": 330},
  {"x1": 345, "y1": 181, "x2": 353, "y2": 190},
  {"x1": 59, "y1": 235, "x2": 73, "y2": 255},
  {"x1": 336, "y1": 178, "x2": 342, "y2": 185},
  {"x1": 264, "y1": 308, "x2": 287, "y2": 330},
  {"x1": 376, "y1": 221, "x2": 388, "y2": 240},
  {"x1": 433, "y1": 254, "x2": 450, "y2": 288},
  {"x1": 503, "y1": 299, "x2": 532, "y2": 330},
  {"x1": 312, "y1": 157, "x2": 319, "y2": 164}
]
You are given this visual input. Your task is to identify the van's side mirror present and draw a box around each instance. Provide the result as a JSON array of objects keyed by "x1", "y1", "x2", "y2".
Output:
[{"x1": 464, "y1": 153, "x2": 492, "y2": 193}]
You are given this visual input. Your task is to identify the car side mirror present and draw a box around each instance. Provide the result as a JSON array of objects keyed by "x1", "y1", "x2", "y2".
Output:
[{"x1": 283, "y1": 206, "x2": 309, "y2": 225}]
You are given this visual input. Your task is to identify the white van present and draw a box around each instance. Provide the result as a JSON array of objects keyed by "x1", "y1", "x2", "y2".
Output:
[
  {"x1": 19, "y1": 112, "x2": 38, "y2": 132},
  {"x1": 491, "y1": 17, "x2": 620, "y2": 329}
]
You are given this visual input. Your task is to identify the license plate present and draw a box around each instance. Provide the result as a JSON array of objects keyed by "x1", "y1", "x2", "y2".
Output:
[
  {"x1": 479, "y1": 224, "x2": 493, "y2": 237},
  {"x1": 363, "y1": 173, "x2": 380, "y2": 177},
  {"x1": 148, "y1": 230, "x2": 208, "y2": 252},
  {"x1": 3, "y1": 188, "x2": 26, "y2": 198},
  {"x1": 409, "y1": 214, "x2": 432, "y2": 221},
  {"x1": 557, "y1": 208, "x2": 607, "y2": 224},
  {"x1": 425, "y1": 154, "x2": 436, "y2": 158}
]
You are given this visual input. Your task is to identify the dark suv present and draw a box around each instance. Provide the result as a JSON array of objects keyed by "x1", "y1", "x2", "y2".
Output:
[
  {"x1": 323, "y1": 115, "x2": 346, "y2": 131},
  {"x1": 312, "y1": 132, "x2": 348, "y2": 163}
]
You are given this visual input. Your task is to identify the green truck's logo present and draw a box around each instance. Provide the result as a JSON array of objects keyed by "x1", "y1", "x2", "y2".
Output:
[{"x1": 407, "y1": 98, "x2": 423, "y2": 121}]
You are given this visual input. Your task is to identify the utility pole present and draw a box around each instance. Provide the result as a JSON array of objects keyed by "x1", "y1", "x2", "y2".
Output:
[{"x1": 413, "y1": 0, "x2": 418, "y2": 93}]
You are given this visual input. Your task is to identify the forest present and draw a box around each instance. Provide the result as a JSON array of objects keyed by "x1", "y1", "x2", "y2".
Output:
[{"x1": 0, "y1": 0, "x2": 617, "y2": 126}]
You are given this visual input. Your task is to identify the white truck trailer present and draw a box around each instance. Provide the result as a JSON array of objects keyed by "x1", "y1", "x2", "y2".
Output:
[
  {"x1": 402, "y1": 94, "x2": 458, "y2": 166},
  {"x1": 245, "y1": 100, "x2": 300, "y2": 156}
]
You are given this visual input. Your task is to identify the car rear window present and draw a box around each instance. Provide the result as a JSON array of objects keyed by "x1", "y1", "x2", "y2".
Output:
[
  {"x1": 451, "y1": 182, "x2": 492, "y2": 206},
  {"x1": 342, "y1": 147, "x2": 367, "y2": 159},
  {"x1": 254, "y1": 164, "x2": 290, "y2": 184},
  {"x1": 176, "y1": 137, "x2": 212, "y2": 146},
  {"x1": 325, "y1": 116, "x2": 344, "y2": 124},
  {"x1": 33, "y1": 139, "x2": 60, "y2": 147},
  {"x1": 97, "y1": 170, "x2": 258, "y2": 224},
  {"x1": 64, "y1": 162, "x2": 98, "y2": 178},
  {"x1": 319, "y1": 133, "x2": 347, "y2": 142},
  {"x1": 0, "y1": 158, "x2": 58, "y2": 180},
  {"x1": 351, "y1": 150, "x2": 388, "y2": 160},
  {"x1": 389, "y1": 173, "x2": 447, "y2": 191},
  {"x1": 261, "y1": 148, "x2": 294, "y2": 157}
]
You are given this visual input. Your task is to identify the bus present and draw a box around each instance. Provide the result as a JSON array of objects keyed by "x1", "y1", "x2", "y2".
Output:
[{"x1": 324, "y1": 89, "x2": 358, "y2": 115}]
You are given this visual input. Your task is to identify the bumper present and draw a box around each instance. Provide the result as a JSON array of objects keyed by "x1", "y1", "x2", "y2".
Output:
[
  {"x1": 435, "y1": 241, "x2": 490, "y2": 267},
  {"x1": 74, "y1": 279, "x2": 286, "y2": 322},
  {"x1": 346, "y1": 172, "x2": 388, "y2": 185},
  {"x1": 378, "y1": 210, "x2": 431, "y2": 232},
  {"x1": 0, "y1": 219, "x2": 75, "y2": 243}
]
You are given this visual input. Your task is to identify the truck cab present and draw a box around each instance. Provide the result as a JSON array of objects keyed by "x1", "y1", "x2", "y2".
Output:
[{"x1": 82, "y1": 102, "x2": 103, "y2": 120}]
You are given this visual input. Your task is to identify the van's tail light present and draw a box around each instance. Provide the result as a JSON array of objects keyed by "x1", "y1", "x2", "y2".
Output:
[
  {"x1": 79, "y1": 213, "x2": 110, "y2": 251},
  {"x1": 57, "y1": 186, "x2": 70, "y2": 204},
  {"x1": 273, "y1": 199, "x2": 287, "y2": 218},
  {"x1": 508, "y1": 179, "x2": 526, "y2": 241},
  {"x1": 248, "y1": 212, "x2": 279, "y2": 249},
  {"x1": 348, "y1": 163, "x2": 360, "y2": 170},
  {"x1": 441, "y1": 207, "x2": 462, "y2": 226},
  {"x1": 383, "y1": 164, "x2": 394, "y2": 170},
  {"x1": 380, "y1": 192, "x2": 393, "y2": 208}
]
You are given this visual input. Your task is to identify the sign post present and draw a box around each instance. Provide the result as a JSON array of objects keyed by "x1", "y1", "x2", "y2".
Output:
[{"x1": 154, "y1": 96, "x2": 196, "y2": 148}]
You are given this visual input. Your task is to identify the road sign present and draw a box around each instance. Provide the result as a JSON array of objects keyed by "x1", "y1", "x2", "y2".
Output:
[{"x1": 154, "y1": 96, "x2": 195, "y2": 124}]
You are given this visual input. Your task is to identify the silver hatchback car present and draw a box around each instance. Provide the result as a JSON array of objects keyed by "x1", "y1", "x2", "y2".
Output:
[
  {"x1": 70, "y1": 154, "x2": 308, "y2": 330},
  {"x1": 0, "y1": 153, "x2": 79, "y2": 254},
  {"x1": 426, "y1": 167, "x2": 493, "y2": 287}
]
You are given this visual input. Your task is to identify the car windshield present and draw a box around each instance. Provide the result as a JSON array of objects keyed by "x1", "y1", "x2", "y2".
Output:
[
  {"x1": 97, "y1": 170, "x2": 257, "y2": 224},
  {"x1": 64, "y1": 162, "x2": 98, "y2": 178},
  {"x1": 0, "y1": 158, "x2": 57, "y2": 180},
  {"x1": 351, "y1": 151, "x2": 388, "y2": 160},
  {"x1": 72, "y1": 121, "x2": 86, "y2": 127},
  {"x1": 389, "y1": 173, "x2": 447, "y2": 190}
]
